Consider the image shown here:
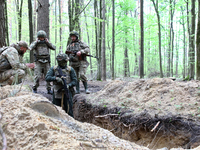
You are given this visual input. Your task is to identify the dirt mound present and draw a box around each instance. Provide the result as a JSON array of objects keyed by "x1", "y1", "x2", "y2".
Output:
[
  {"x1": 87, "y1": 78, "x2": 200, "y2": 118},
  {"x1": 0, "y1": 85, "x2": 148, "y2": 150}
]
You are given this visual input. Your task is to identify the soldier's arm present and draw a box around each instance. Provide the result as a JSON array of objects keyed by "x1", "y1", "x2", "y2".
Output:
[
  {"x1": 68, "y1": 67, "x2": 77, "y2": 88},
  {"x1": 46, "y1": 41, "x2": 56, "y2": 50},
  {"x1": 29, "y1": 41, "x2": 37, "y2": 51},
  {"x1": 45, "y1": 67, "x2": 56, "y2": 82},
  {"x1": 80, "y1": 42, "x2": 90, "y2": 54}
]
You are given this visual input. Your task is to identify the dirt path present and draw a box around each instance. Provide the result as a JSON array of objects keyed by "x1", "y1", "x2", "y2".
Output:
[{"x1": 23, "y1": 77, "x2": 107, "y2": 102}]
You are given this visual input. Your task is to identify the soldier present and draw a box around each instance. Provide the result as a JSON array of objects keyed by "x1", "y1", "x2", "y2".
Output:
[
  {"x1": 45, "y1": 53, "x2": 77, "y2": 117},
  {"x1": 30, "y1": 30, "x2": 56, "y2": 94},
  {"x1": 0, "y1": 41, "x2": 29, "y2": 86},
  {"x1": 65, "y1": 31, "x2": 90, "y2": 94}
]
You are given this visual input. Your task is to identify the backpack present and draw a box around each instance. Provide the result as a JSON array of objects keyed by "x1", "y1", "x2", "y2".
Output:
[{"x1": 0, "y1": 47, "x2": 12, "y2": 73}]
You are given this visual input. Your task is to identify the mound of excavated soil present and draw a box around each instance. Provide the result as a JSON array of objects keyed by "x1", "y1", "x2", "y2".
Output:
[
  {"x1": 87, "y1": 78, "x2": 200, "y2": 119},
  {"x1": 0, "y1": 85, "x2": 148, "y2": 150}
]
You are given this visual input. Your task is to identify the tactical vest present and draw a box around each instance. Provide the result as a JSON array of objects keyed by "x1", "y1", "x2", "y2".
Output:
[
  {"x1": 53, "y1": 66, "x2": 71, "y2": 99},
  {"x1": 35, "y1": 42, "x2": 49, "y2": 56}
]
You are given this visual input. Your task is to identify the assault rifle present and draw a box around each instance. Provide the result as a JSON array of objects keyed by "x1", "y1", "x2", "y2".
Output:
[{"x1": 65, "y1": 50, "x2": 99, "y2": 60}]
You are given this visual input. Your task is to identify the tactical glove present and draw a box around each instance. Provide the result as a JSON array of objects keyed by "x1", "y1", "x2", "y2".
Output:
[{"x1": 56, "y1": 77, "x2": 64, "y2": 85}]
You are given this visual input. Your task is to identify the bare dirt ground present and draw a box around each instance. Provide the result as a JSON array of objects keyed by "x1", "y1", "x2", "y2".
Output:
[{"x1": 0, "y1": 85, "x2": 147, "y2": 150}]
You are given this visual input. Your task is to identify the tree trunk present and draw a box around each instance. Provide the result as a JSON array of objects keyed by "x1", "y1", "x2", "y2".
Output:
[
  {"x1": 84, "y1": 10, "x2": 93, "y2": 78},
  {"x1": 28, "y1": 0, "x2": 34, "y2": 62},
  {"x1": 112, "y1": 0, "x2": 115, "y2": 80},
  {"x1": 181, "y1": 6, "x2": 186, "y2": 79},
  {"x1": 33, "y1": 0, "x2": 37, "y2": 38},
  {"x1": 196, "y1": 0, "x2": 200, "y2": 80},
  {"x1": 101, "y1": 0, "x2": 106, "y2": 80},
  {"x1": 16, "y1": 0, "x2": 23, "y2": 41},
  {"x1": 97, "y1": 0, "x2": 102, "y2": 80},
  {"x1": 0, "y1": 0, "x2": 6, "y2": 47},
  {"x1": 152, "y1": 0, "x2": 163, "y2": 78},
  {"x1": 5, "y1": 0, "x2": 9, "y2": 45},
  {"x1": 37, "y1": 0, "x2": 49, "y2": 38},
  {"x1": 124, "y1": 33, "x2": 130, "y2": 77},
  {"x1": 140, "y1": 0, "x2": 144, "y2": 78},
  {"x1": 189, "y1": 0, "x2": 195, "y2": 79},
  {"x1": 55, "y1": 0, "x2": 57, "y2": 64},
  {"x1": 58, "y1": 0, "x2": 62, "y2": 51}
]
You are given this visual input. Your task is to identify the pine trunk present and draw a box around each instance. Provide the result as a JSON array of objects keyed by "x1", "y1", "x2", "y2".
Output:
[
  {"x1": 140, "y1": 0, "x2": 144, "y2": 78},
  {"x1": 112, "y1": 0, "x2": 115, "y2": 80},
  {"x1": 196, "y1": 0, "x2": 200, "y2": 80}
]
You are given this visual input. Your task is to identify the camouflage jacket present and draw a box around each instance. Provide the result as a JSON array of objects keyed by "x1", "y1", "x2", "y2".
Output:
[
  {"x1": 30, "y1": 40, "x2": 56, "y2": 56},
  {"x1": 66, "y1": 40, "x2": 90, "y2": 55},
  {"x1": 0, "y1": 44, "x2": 26, "y2": 70}
]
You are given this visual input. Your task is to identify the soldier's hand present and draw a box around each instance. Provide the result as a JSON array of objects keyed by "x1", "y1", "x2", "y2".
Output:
[
  {"x1": 45, "y1": 38, "x2": 49, "y2": 43},
  {"x1": 76, "y1": 51, "x2": 81, "y2": 56},
  {"x1": 56, "y1": 77, "x2": 64, "y2": 85}
]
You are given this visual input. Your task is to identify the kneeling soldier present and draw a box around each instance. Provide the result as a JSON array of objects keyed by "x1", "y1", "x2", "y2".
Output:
[
  {"x1": 0, "y1": 41, "x2": 29, "y2": 86},
  {"x1": 45, "y1": 53, "x2": 77, "y2": 117}
]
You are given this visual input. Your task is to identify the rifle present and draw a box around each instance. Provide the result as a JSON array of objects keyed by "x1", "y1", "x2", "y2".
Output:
[
  {"x1": 57, "y1": 67, "x2": 70, "y2": 100},
  {"x1": 65, "y1": 50, "x2": 99, "y2": 60}
]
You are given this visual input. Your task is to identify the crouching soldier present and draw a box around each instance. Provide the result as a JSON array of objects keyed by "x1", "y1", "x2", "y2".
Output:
[
  {"x1": 0, "y1": 41, "x2": 29, "y2": 86},
  {"x1": 45, "y1": 53, "x2": 77, "y2": 117}
]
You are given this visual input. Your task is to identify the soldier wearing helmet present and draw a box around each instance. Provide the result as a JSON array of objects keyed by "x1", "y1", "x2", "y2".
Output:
[
  {"x1": 45, "y1": 53, "x2": 77, "y2": 117},
  {"x1": 65, "y1": 31, "x2": 91, "y2": 94},
  {"x1": 30, "y1": 30, "x2": 56, "y2": 94},
  {"x1": 0, "y1": 41, "x2": 29, "y2": 86}
]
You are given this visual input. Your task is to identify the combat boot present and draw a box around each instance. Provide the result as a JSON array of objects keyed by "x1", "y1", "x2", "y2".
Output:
[
  {"x1": 47, "y1": 89, "x2": 53, "y2": 95},
  {"x1": 82, "y1": 81, "x2": 90, "y2": 94},
  {"x1": 75, "y1": 81, "x2": 80, "y2": 94}
]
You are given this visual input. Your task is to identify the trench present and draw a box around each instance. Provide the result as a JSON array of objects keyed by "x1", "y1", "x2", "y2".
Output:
[{"x1": 73, "y1": 94, "x2": 200, "y2": 150}]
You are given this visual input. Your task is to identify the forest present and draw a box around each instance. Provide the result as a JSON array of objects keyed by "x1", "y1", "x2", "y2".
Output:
[{"x1": 0, "y1": 0, "x2": 200, "y2": 81}]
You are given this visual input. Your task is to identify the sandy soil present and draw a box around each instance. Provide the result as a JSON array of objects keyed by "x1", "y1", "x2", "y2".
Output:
[
  {"x1": 0, "y1": 85, "x2": 148, "y2": 150},
  {"x1": 86, "y1": 78, "x2": 200, "y2": 119}
]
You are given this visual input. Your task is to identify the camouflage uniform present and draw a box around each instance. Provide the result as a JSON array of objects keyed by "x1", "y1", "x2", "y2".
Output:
[
  {"x1": 45, "y1": 53, "x2": 77, "y2": 117},
  {"x1": 0, "y1": 42, "x2": 28, "y2": 86},
  {"x1": 66, "y1": 31, "x2": 90, "y2": 94},
  {"x1": 30, "y1": 30, "x2": 56, "y2": 93}
]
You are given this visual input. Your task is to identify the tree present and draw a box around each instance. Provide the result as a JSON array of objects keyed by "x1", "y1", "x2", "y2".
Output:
[
  {"x1": 151, "y1": 0, "x2": 163, "y2": 78},
  {"x1": 188, "y1": 0, "x2": 196, "y2": 79},
  {"x1": 112, "y1": 0, "x2": 115, "y2": 80},
  {"x1": 28, "y1": 0, "x2": 34, "y2": 62},
  {"x1": 0, "y1": 0, "x2": 6, "y2": 47},
  {"x1": 37, "y1": 0, "x2": 49, "y2": 38},
  {"x1": 101, "y1": 0, "x2": 106, "y2": 80},
  {"x1": 16, "y1": 0, "x2": 24, "y2": 41},
  {"x1": 140, "y1": 0, "x2": 144, "y2": 78},
  {"x1": 5, "y1": 0, "x2": 9, "y2": 45},
  {"x1": 196, "y1": 0, "x2": 200, "y2": 80}
]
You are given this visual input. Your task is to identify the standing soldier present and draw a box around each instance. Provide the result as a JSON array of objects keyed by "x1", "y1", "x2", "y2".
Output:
[
  {"x1": 30, "y1": 30, "x2": 56, "y2": 94},
  {"x1": 0, "y1": 41, "x2": 29, "y2": 86},
  {"x1": 45, "y1": 53, "x2": 77, "y2": 117},
  {"x1": 65, "y1": 31, "x2": 90, "y2": 94}
]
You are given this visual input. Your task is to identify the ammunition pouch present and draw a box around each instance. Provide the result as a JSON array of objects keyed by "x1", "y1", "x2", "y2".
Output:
[{"x1": 34, "y1": 54, "x2": 50, "y2": 63}]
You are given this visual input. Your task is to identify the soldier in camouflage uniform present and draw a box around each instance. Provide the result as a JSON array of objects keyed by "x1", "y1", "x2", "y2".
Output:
[
  {"x1": 45, "y1": 53, "x2": 77, "y2": 117},
  {"x1": 65, "y1": 31, "x2": 90, "y2": 94},
  {"x1": 0, "y1": 41, "x2": 29, "y2": 86},
  {"x1": 30, "y1": 30, "x2": 56, "y2": 94}
]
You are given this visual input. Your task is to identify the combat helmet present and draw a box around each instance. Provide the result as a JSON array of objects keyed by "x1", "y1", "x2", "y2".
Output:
[
  {"x1": 37, "y1": 30, "x2": 47, "y2": 38},
  {"x1": 56, "y1": 53, "x2": 69, "y2": 67},
  {"x1": 17, "y1": 41, "x2": 29, "y2": 49},
  {"x1": 69, "y1": 31, "x2": 79, "y2": 39}
]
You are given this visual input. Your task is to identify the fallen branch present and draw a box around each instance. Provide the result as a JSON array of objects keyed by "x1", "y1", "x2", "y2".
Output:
[
  {"x1": 151, "y1": 121, "x2": 160, "y2": 132},
  {"x1": 95, "y1": 114, "x2": 119, "y2": 118}
]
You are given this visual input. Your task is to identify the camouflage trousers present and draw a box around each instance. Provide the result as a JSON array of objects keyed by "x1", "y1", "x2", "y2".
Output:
[
  {"x1": 0, "y1": 69, "x2": 25, "y2": 86},
  {"x1": 70, "y1": 60, "x2": 88, "y2": 82},
  {"x1": 33, "y1": 62, "x2": 51, "y2": 90}
]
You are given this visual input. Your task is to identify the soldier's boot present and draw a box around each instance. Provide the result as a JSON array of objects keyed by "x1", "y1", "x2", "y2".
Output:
[
  {"x1": 47, "y1": 89, "x2": 53, "y2": 95},
  {"x1": 82, "y1": 81, "x2": 90, "y2": 94},
  {"x1": 75, "y1": 81, "x2": 80, "y2": 94}
]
